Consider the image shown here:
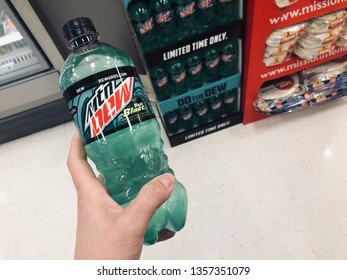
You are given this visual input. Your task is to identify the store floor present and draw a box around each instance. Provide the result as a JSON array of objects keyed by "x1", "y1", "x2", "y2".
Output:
[{"x1": 1, "y1": 98, "x2": 347, "y2": 260}]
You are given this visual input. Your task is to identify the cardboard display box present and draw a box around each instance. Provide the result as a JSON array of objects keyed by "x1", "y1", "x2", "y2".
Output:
[{"x1": 122, "y1": 0, "x2": 243, "y2": 146}]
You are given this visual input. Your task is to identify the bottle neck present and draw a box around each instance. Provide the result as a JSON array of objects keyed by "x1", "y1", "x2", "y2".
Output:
[{"x1": 69, "y1": 33, "x2": 100, "y2": 53}]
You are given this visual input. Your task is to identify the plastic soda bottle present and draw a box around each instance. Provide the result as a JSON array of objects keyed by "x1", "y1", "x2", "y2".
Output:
[
  {"x1": 219, "y1": 40, "x2": 238, "y2": 77},
  {"x1": 164, "y1": 110, "x2": 180, "y2": 133},
  {"x1": 208, "y1": 94, "x2": 223, "y2": 120},
  {"x1": 178, "y1": 105, "x2": 195, "y2": 130},
  {"x1": 128, "y1": 0, "x2": 157, "y2": 52},
  {"x1": 185, "y1": 53, "x2": 203, "y2": 89},
  {"x1": 193, "y1": 100, "x2": 209, "y2": 125},
  {"x1": 59, "y1": 17, "x2": 187, "y2": 245},
  {"x1": 222, "y1": 89, "x2": 238, "y2": 115},
  {"x1": 166, "y1": 59, "x2": 188, "y2": 95},
  {"x1": 150, "y1": 0, "x2": 178, "y2": 45},
  {"x1": 217, "y1": 0, "x2": 236, "y2": 26},
  {"x1": 149, "y1": 65, "x2": 171, "y2": 101},
  {"x1": 173, "y1": 0, "x2": 198, "y2": 39},
  {"x1": 196, "y1": 0, "x2": 217, "y2": 31},
  {"x1": 202, "y1": 47, "x2": 220, "y2": 83}
]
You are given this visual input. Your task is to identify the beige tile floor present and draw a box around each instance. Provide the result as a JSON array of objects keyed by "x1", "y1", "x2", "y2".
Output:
[{"x1": 1, "y1": 98, "x2": 347, "y2": 260}]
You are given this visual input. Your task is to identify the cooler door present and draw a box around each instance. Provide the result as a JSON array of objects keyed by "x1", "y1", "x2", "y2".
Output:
[{"x1": 0, "y1": 0, "x2": 70, "y2": 143}]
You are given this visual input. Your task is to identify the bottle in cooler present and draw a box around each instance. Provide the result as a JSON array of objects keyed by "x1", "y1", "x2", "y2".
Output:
[{"x1": 59, "y1": 17, "x2": 187, "y2": 245}]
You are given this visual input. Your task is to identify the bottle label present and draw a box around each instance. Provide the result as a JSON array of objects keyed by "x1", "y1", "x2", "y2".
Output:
[
  {"x1": 210, "y1": 100, "x2": 222, "y2": 110},
  {"x1": 155, "y1": 9, "x2": 174, "y2": 24},
  {"x1": 181, "y1": 110, "x2": 193, "y2": 121},
  {"x1": 221, "y1": 54, "x2": 234, "y2": 62},
  {"x1": 196, "y1": 106, "x2": 208, "y2": 117},
  {"x1": 134, "y1": 17, "x2": 154, "y2": 35},
  {"x1": 223, "y1": 95, "x2": 235, "y2": 104},
  {"x1": 197, "y1": 0, "x2": 215, "y2": 9},
  {"x1": 204, "y1": 57, "x2": 220, "y2": 69},
  {"x1": 170, "y1": 70, "x2": 186, "y2": 83},
  {"x1": 165, "y1": 112, "x2": 178, "y2": 125},
  {"x1": 153, "y1": 75, "x2": 168, "y2": 88},
  {"x1": 187, "y1": 63, "x2": 202, "y2": 76},
  {"x1": 175, "y1": 2, "x2": 196, "y2": 19},
  {"x1": 63, "y1": 67, "x2": 155, "y2": 144}
]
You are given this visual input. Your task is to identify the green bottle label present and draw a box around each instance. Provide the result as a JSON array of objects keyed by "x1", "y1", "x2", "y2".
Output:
[{"x1": 63, "y1": 67, "x2": 155, "y2": 144}]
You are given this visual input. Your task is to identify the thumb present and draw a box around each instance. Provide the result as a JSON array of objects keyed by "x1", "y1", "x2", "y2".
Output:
[{"x1": 123, "y1": 173, "x2": 174, "y2": 232}]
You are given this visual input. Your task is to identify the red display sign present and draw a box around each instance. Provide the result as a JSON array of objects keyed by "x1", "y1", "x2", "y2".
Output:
[{"x1": 242, "y1": 0, "x2": 347, "y2": 124}]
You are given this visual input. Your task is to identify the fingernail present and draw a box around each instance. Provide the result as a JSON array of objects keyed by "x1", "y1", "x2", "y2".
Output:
[{"x1": 158, "y1": 173, "x2": 174, "y2": 188}]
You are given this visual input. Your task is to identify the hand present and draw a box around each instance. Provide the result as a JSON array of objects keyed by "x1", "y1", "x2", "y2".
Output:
[{"x1": 67, "y1": 134, "x2": 175, "y2": 260}]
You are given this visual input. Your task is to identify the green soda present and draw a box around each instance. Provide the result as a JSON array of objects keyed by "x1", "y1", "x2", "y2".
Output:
[
  {"x1": 59, "y1": 17, "x2": 187, "y2": 245},
  {"x1": 219, "y1": 40, "x2": 238, "y2": 77},
  {"x1": 150, "y1": 0, "x2": 178, "y2": 45},
  {"x1": 178, "y1": 105, "x2": 195, "y2": 130},
  {"x1": 217, "y1": 0, "x2": 236, "y2": 26},
  {"x1": 222, "y1": 89, "x2": 238, "y2": 115},
  {"x1": 196, "y1": 0, "x2": 217, "y2": 31},
  {"x1": 202, "y1": 47, "x2": 220, "y2": 83},
  {"x1": 163, "y1": 110, "x2": 180, "y2": 133},
  {"x1": 208, "y1": 94, "x2": 223, "y2": 120},
  {"x1": 193, "y1": 100, "x2": 209, "y2": 125},
  {"x1": 166, "y1": 59, "x2": 188, "y2": 95},
  {"x1": 185, "y1": 53, "x2": 203, "y2": 89},
  {"x1": 128, "y1": 0, "x2": 157, "y2": 52},
  {"x1": 173, "y1": 0, "x2": 198, "y2": 39},
  {"x1": 149, "y1": 65, "x2": 171, "y2": 101}
]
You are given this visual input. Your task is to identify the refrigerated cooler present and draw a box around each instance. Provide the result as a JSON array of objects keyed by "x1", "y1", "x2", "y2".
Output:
[{"x1": 0, "y1": 0, "x2": 70, "y2": 144}]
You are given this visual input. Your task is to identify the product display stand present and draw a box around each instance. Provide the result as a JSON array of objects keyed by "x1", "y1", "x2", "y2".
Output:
[
  {"x1": 122, "y1": 0, "x2": 243, "y2": 146},
  {"x1": 242, "y1": 0, "x2": 347, "y2": 124}
]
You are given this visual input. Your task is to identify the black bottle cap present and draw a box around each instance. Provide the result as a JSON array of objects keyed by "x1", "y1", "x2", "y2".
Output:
[{"x1": 62, "y1": 17, "x2": 98, "y2": 44}]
